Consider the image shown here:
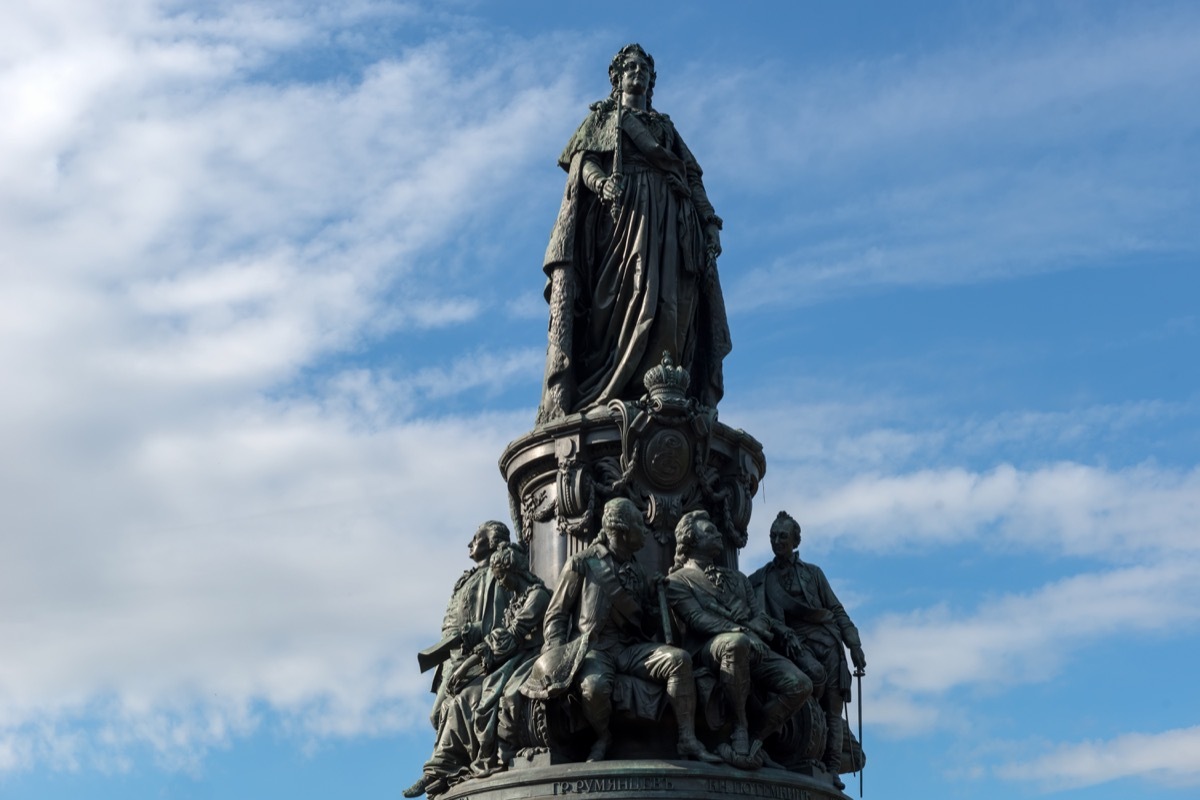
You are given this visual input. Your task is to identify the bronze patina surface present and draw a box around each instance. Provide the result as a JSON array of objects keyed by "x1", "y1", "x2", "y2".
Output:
[{"x1": 407, "y1": 44, "x2": 867, "y2": 800}]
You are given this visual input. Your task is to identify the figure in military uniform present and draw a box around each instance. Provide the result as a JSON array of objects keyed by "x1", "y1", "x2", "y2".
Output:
[
  {"x1": 666, "y1": 510, "x2": 811, "y2": 765},
  {"x1": 531, "y1": 498, "x2": 718, "y2": 763},
  {"x1": 407, "y1": 521, "x2": 513, "y2": 797},
  {"x1": 749, "y1": 512, "x2": 866, "y2": 788}
]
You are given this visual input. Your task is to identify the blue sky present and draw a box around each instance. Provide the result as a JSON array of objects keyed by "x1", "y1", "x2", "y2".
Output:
[{"x1": 1, "y1": 1, "x2": 1197, "y2": 799}]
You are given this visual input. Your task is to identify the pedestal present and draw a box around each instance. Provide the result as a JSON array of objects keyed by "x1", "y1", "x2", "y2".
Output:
[
  {"x1": 442, "y1": 760, "x2": 849, "y2": 800},
  {"x1": 500, "y1": 404, "x2": 766, "y2": 586}
]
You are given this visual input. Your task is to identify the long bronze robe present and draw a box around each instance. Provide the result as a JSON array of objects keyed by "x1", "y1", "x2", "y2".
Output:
[{"x1": 537, "y1": 100, "x2": 731, "y2": 423}]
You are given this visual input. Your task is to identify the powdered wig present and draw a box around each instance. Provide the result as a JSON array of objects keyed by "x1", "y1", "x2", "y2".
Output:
[
  {"x1": 489, "y1": 542, "x2": 535, "y2": 583},
  {"x1": 476, "y1": 520, "x2": 512, "y2": 547},
  {"x1": 597, "y1": 497, "x2": 648, "y2": 546},
  {"x1": 672, "y1": 509, "x2": 714, "y2": 570}
]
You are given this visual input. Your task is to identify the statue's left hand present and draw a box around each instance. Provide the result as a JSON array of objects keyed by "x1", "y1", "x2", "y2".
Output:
[
  {"x1": 850, "y1": 645, "x2": 866, "y2": 672},
  {"x1": 783, "y1": 632, "x2": 805, "y2": 663},
  {"x1": 748, "y1": 635, "x2": 769, "y2": 660},
  {"x1": 704, "y1": 223, "x2": 722, "y2": 259},
  {"x1": 446, "y1": 665, "x2": 467, "y2": 694}
]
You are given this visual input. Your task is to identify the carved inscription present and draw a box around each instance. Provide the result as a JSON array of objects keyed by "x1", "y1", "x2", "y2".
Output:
[
  {"x1": 705, "y1": 778, "x2": 813, "y2": 800},
  {"x1": 552, "y1": 777, "x2": 676, "y2": 794}
]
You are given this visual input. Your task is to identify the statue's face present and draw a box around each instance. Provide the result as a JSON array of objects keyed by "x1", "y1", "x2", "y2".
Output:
[
  {"x1": 492, "y1": 563, "x2": 516, "y2": 590},
  {"x1": 620, "y1": 52, "x2": 651, "y2": 96},
  {"x1": 611, "y1": 520, "x2": 645, "y2": 555},
  {"x1": 694, "y1": 518, "x2": 723, "y2": 559},
  {"x1": 468, "y1": 531, "x2": 489, "y2": 562},
  {"x1": 769, "y1": 526, "x2": 800, "y2": 558}
]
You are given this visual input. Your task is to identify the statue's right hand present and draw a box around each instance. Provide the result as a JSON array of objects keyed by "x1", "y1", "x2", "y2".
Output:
[{"x1": 600, "y1": 175, "x2": 622, "y2": 203}]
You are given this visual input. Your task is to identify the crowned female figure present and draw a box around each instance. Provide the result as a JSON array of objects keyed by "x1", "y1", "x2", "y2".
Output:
[{"x1": 537, "y1": 43, "x2": 731, "y2": 424}]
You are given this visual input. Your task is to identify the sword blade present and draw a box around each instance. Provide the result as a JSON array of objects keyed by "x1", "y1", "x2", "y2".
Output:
[{"x1": 856, "y1": 668, "x2": 864, "y2": 797}]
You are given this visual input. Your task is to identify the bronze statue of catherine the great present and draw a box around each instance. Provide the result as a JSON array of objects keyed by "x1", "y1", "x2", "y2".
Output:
[{"x1": 537, "y1": 43, "x2": 731, "y2": 424}]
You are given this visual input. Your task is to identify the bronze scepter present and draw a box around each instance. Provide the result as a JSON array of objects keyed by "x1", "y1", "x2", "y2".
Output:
[{"x1": 609, "y1": 97, "x2": 623, "y2": 222}]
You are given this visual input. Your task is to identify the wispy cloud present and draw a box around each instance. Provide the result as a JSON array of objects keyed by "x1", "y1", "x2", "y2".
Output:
[
  {"x1": 734, "y1": 392, "x2": 1200, "y2": 560},
  {"x1": 995, "y1": 726, "x2": 1200, "y2": 790},
  {"x1": 0, "y1": 398, "x2": 527, "y2": 771},
  {"x1": 0, "y1": 0, "x2": 577, "y2": 773},
  {"x1": 859, "y1": 559, "x2": 1200, "y2": 742},
  {"x1": 872, "y1": 560, "x2": 1200, "y2": 693},
  {"x1": 798, "y1": 462, "x2": 1200, "y2": 558},
  {"x1": 674, "y1": 9, "x2": 1200, "y2": 308},
  {"x1": 409, "y1": 347, "x2": 543, "y2": 400}
]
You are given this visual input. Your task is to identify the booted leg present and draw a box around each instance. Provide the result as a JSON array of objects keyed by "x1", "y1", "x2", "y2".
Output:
[
  {"x1": 586, "y1": 731, "x2": 612, "y2": 763},
  {"x1": 748, "y1": 695, "x2": 795, "y2": 759},
  {"x1": 752, "y1": 655, "x2": 811, "y2": 745},
  {"x1": 716, "y1": 637, "x2": 752, "y2": 755},
  {"x1": 578, "y1": 669, "x2": 614, "y2": 762},
  {"x1": 668, "y1": 675, "x2": 721, "y2": 763},
  {"x1": 823, "y1": 710, "x2": 845, "y2": 791}
]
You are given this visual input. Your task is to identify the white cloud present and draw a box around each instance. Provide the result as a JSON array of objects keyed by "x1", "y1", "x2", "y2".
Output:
[
  {"x1": 870, "y1": 560, "x2": 1200, "y2": 694},
  {"x1": 0, "y1": 399, "x2": 528, "y2": 771},
  {"x1": 0, "y1": 0, "x2": 581, "y2": 773},
  {"x1": 410, "y1": 347, "x2": 543, "y2": 400},
  {"x1": 794, "y1": 462, "x2": 1200, "y2": 558},
  {"x1": 996, "y1": 726, "x2": 1200, "y2": 790},
  {"x1": 734, "y1": 394, "x2": 1200, "y2": 561},
  {"x1": 687, "y1": 9, "x2": 1200, "y2": 308},
  {"x1": 856, "y1": 559, "x2": 1200, "y2": 743},
  {"x1": 731, "y1": 394, "x2": 1200, "y2": 745}
]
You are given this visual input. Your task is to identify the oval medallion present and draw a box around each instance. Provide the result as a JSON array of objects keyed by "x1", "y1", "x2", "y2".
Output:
[{"x1": 642, "y1": 428, "x2": 691, "y2": 489}]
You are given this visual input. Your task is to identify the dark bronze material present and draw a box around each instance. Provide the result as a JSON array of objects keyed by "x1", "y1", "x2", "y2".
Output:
[
  {"x1": 536, "y1": 43, "x2": 730, "y2": 425},
  {"x1": 407, "y1": 43, "x2": 869, "y2": 800}
]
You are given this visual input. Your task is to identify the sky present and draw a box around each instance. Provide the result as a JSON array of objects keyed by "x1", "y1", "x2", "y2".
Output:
[{"x1": 1, "y1": 1, "x2": 1197, "y2": 798}]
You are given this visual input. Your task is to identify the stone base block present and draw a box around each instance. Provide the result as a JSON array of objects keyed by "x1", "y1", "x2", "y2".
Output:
[{"x1": 442, "y1": 760, "x2": 849, "y2": 800}]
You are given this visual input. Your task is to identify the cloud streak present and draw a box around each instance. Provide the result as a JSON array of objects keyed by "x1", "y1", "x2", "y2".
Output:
[
  {"x1": 996, "y1": 726, "x2": 1200, "y2": 790},
  {"x1": 690, "y1": 8, "x2": 1200, "y2": 309},
  {"x1": 0, "y1": 0, "x2": 576, "y2": 774},
  {"x1": 871, "y1": 559, "x2": 1200, "y2": 695},
  {"x1": 802, "y1": 462, "x2": 1200, "y2": 558}
]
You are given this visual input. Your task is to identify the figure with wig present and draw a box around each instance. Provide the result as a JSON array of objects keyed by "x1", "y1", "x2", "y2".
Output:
[
  {"x1": 408, "y1": 522, "x2": 514, "y2": 798},
  {"x1": 524, "y1": 498, "x2": 720, "y2": 764},
  {"x1": 665, "y1": 510, "x2": 812, "y2": 768}
]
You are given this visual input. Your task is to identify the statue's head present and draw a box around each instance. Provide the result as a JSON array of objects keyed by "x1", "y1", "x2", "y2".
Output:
[
  {"x1": 673, "y1": 509, "x2": 722, "y2": 568},
  {"x1": 470, "y1": 520, "x2": 511, "y2": 562},
  {"x1": 489, "y1": 542, "x2": 531, "y2": 591},
  {"x1": 609, "y1": 43, "x2": 656, "y2": 107},
  {"x1": 769, "y1": 511, "x2": 802, "y2": 556},
  {"x1": 598, "y1": 497, "x2": 647, "y2": 555}
]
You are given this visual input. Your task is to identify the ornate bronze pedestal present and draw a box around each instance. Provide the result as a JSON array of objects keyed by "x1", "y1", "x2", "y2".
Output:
[
  {"x1": 500, "y1": 366, "x2": 766, "y2": 584},
  {"x1": 442, "y1": 760, "x2": 850, "y2": 800}
]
